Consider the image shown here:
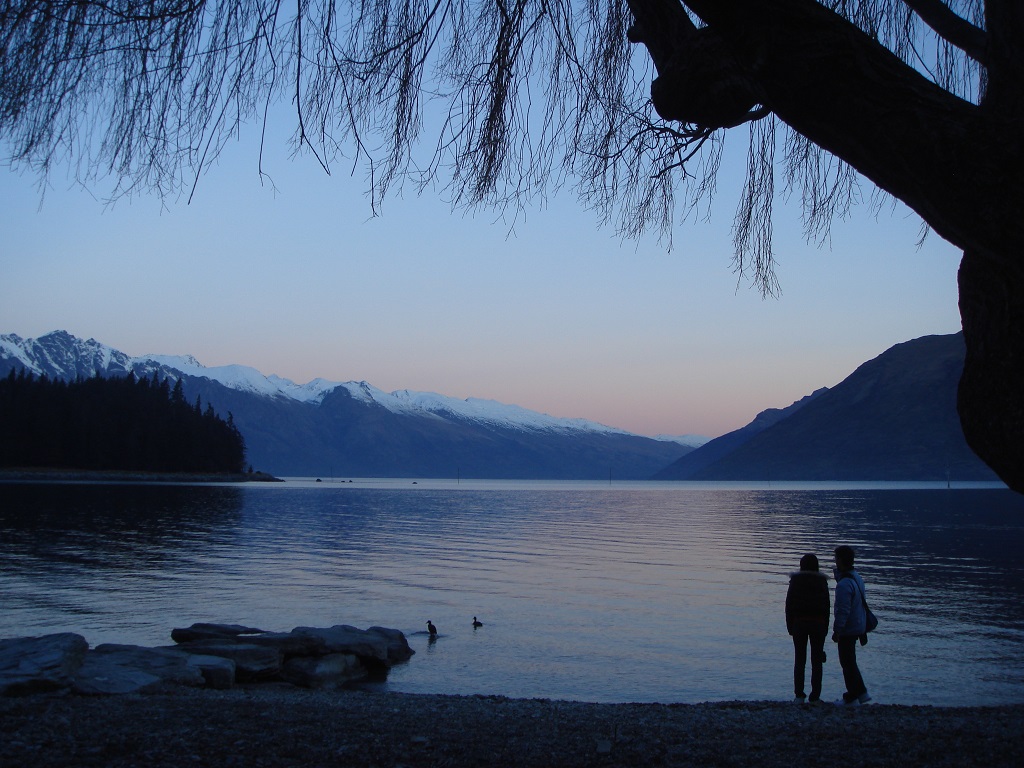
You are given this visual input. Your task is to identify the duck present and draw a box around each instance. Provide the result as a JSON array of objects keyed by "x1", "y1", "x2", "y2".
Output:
[
  {"x1": 472, "y1": 616, "x2": 483, "y2": 628},
  {"x1": 427, "y1": 620, "x2": 437, "y2": 636}
]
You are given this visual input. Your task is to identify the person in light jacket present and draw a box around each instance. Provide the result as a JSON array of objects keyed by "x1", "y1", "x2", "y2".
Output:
[
  {"x1": 786, "y1": 553, "x2": 831, "y2": 702},
  {"x1": 832, "y1": 545, "x2": 871, "y2": 705}
]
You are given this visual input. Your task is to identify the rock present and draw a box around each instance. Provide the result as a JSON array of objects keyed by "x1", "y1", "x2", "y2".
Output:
[
  {"x1": 281, "y1": 653, "x2": 367, "y2": 688},
  {"x1": 291, "y1": 625, "x2": 388, "y2": 661},
  {"x1": 0, "y1": 633, "x2": 89, "y2": 696},
  {"x1": 72, "y1": 655, "x2": 164, "y2": 695},
  {"x1": 173, "y1": 641, "x2": 281, "y2": 682},
  {"x1": 2, "y1": 623, "x2": 410, "y2": 696},
  {"x1": 235, "y1": 632, "x2": 327, "y2": 658},
  {"x1": 90, "y1": 644, "x2": 206, "y2": 686},
  {"x1": 170, "y1": 623, "x2": 266, "y2": 644},
  {"x1": 291, "y1": 625, "x2": 413, "y2": 666},
  {"x1": 186, "y1": 654, "x2": 236, "y2": 690},
  {"x1": 73, "y1": 645, "x2": 241, "y2": 694},
  {"x1": 367, "y1": 626, "x2": 415, "y2": 663}
]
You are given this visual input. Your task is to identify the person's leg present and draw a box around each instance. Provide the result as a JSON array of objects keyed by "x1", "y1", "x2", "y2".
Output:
[
  {"x1": 809, "y1": 628, "x2": 827, "y2": 701},
  {"x1": 792, "y1": 630, "x2": 809, "y2": 699},
  {"x1": 837, "y1": 636, "x2": 866, "y2": 701}
]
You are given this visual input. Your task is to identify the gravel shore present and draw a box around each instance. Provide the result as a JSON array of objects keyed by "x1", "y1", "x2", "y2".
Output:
[{"x1": 3, "y1": 686, "x2": 1022, "y2": 767}]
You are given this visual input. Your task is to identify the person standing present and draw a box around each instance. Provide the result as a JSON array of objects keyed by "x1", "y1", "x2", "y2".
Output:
[
  {"x1": 786, "y1": 553, "x2": 831, "y2": 702},
  {"x1": 832, "y1": 545, "x2": 871, "y2": 705}
]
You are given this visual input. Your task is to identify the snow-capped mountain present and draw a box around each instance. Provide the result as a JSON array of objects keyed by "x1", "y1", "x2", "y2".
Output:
[
  {"x1": 1, "y1": 331, "x2": 695, "y2": 478},
  {"x1": 2, "y1": 330, "x2": 998, "y2": 481},
  {"x1": 140, "y1": 359, "x2": 656, "y2": 438},
  {"x1": 2, "y1": 331, "x2": 679, "y2": 440},
  {"x1": 138, "y1": 353, "x2": 336, "y2": 403},
  {"x1": 1, "y1": 331, "x2": 134, "y2": 380}
]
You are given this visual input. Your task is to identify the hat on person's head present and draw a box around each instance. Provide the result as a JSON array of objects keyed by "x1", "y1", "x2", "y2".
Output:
[{"x1": 799, "y1": 554, "x2": 819, "y2": 571}]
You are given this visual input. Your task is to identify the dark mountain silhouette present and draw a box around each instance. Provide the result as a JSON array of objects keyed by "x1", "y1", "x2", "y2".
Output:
[
  {"x1": 652, "y1": 388, "x2": 828, "y2": 480},
  {"x1": 654, "y1": 333, "x2": 1000, "y2": 482}
]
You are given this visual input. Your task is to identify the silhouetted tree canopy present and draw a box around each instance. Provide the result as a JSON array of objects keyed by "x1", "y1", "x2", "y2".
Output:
[
  {"x1": 0, "y1": 370, "x2": 247, "y2": 474},
  {"x1": 2, "y1": 1, "x2": 1021, "y2": 491}
]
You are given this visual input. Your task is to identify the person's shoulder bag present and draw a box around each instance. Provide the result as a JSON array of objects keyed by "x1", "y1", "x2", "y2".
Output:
[{"x1": 855, "y1": 578, "x2": 879, "y2": 645}]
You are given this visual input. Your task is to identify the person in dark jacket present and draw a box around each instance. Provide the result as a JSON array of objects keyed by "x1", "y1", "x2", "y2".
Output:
[
  {"x1": 832, "y1": 545, "x2": 871, "y2": 705},
  {"x1": 786, "y1": 553, "x2": 831, "y2": 702}
]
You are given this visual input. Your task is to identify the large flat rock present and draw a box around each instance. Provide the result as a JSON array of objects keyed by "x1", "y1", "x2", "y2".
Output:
[
  {"x1": 291, "y1": 625, "x2": 413, "y2": 665},
  {"x1": 0, "y1": 633, "x2": 89, "y2": 696}
]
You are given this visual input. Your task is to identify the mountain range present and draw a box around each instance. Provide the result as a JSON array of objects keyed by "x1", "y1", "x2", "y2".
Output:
[
  {"x1": 654, "y1": 332, "x2": 999, "y2": 482},
  {"x1": 0, "y1": 330, "x2": 1000, "y2": 482},
  {"x1": 0, "y1": 331, "x2": 697, "y2": 479}
]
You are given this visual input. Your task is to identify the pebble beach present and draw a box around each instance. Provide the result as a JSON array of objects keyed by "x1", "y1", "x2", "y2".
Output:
[{"x1": 3, "y1": 686, "x2": 1022, "y2": 767}]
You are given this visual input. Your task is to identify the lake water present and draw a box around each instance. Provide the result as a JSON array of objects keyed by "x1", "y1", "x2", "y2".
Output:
[{"x1": 2, "y1": 479, "x2": 1024, "y2": 706}]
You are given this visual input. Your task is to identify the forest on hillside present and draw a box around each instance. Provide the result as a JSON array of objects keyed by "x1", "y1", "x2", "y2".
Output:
[{"x1": 0, "y1": 370, "x2": 246, "y2": 474}]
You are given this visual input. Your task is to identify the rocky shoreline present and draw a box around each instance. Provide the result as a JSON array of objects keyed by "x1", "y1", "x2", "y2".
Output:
[
  {"x1": 0, "y1": 624, "x2": 415, "y2": 696},
  {"x1": 4, "y1": 630, "x2": 1019, "y2": 768},
  {"x1": 3, "y1": 627, "x2": 1022, "y2": 766},
  {"x1": 3, "y1": 687, "x2": 1022, "y2": 767}
]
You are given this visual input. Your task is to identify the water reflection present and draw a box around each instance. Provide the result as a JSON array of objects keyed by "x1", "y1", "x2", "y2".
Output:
[
  {"x1": 1, "y1": 483, "x2": 245, "y2": 642},
  {"x1": 2, "y1": 483, "x2": 244, "y2": 566}
]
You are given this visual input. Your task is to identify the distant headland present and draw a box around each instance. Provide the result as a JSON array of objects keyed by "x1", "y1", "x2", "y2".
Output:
[{"x1": 0, "y1": 468, "x2": 282, "y2": 483}]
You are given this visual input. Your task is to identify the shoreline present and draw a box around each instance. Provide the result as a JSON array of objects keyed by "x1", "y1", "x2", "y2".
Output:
[
  {"x1": 3, "y1": 687, "x2": 1023, "y2": 767},
  {"x1": 0, "y1": 468, "x2": 283, "y2": 483}
]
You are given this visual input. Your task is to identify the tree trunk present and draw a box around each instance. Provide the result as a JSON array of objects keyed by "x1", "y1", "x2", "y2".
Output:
[
  {"x1": 955, "y1": 0, "x2": 1024, "y2": 492},
  {"x1": 958, "y1": 250, "x2": 1024, "y2": 492}
]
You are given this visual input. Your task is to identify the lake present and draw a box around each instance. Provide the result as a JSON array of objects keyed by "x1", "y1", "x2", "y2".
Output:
[{"x1": 2, "y1": 479, "x2": 1023, "y2": 706}]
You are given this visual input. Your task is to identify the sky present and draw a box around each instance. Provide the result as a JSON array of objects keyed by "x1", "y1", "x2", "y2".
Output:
[{"x1": 0, "y1": 117, "x2": 963, "y2": 440}]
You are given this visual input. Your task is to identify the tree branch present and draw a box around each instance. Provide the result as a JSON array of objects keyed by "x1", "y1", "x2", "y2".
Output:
[
  {"x1": 675, "y1": 0, "x2": 1018, "y2": 262},
  {"x1": 624, "y1": 0, "x2": 697, "y2": 76},
  {"x1": 720, "y1": 105, "x2": 770, "y2": 129},
  {"x1": 626, "y1": 0, "x2": 760, "y2": 128},
  {"x1": 902, "y1": 0, "x2": 988, "y2": 64}
]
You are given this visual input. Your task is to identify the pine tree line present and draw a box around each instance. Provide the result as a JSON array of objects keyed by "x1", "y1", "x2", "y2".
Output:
[{"x1": 0, "y1": 370, "x2": 246, "y2": 474}]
